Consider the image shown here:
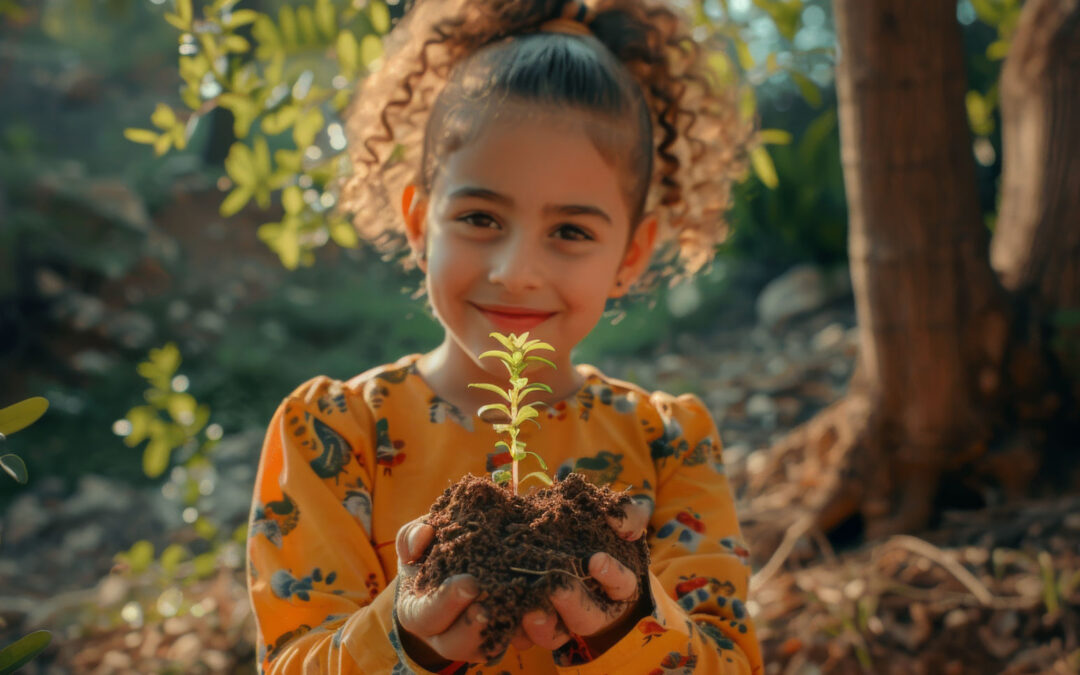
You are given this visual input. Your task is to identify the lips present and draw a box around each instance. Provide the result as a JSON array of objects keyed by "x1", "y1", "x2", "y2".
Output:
[{"x1": 471, "y1": 303, "x2": 556, "y2": 333}]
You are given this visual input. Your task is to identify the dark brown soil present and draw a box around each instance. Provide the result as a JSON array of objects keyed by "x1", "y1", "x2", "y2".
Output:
[{"x1": 407, "y1": 472, "x2": 651, "y2": 653}]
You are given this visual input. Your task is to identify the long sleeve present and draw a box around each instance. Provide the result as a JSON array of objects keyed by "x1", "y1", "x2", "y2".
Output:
[
  {"x1": 246, "y1": 376, "x2": 427, "y2": 674},
  {"x1": 552, "y1": 392, "x2": 763, "y2": 675}
]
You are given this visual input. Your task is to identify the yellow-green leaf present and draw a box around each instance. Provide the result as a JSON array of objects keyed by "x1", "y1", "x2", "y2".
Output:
[
  {"x1": 467, "y1": 382, "x2": 512, "y2": 402},
  {"x1": 225, "y1": 8, "x2": 258, "y2": 28},
  {"x1": 153, "y1": 133, "x2": 173, "y2": 156},
  {"x1": 315, "y1": 0, "x2": 336, "y2": 40},
  {"x1": 281, "y1": 186, "x2": 304, "y2": 215},
  {"x1": 524, "y1": 355, "x2": 556, "y2": 370},
  {"x1": 151, "y1": 104, "x2": 177, "y2": 130},
  {"x1": 193, "y1": 551, "x2": 218, "y2": 578},
  {"x1": 337, "y1": 30, "x2": 360, "y2": 75},
  {"x1": 986, "y1": 39, "x2": 1010, "y2": 61},
  {"x1": 758, "y1": 129, "x2": 792, "y2": 145},
  {"x1": 164, "y1": 12, "x2": 188, "y2": 31},
  {"x1": 477, "y1": 403, "x2": 511, "y2": 419},
  {"x1": 739, "y1": 86, "x2": 756, "y2": 122},
  {"x1": 143, "y1": 438, "x2": 171, "y2": 478},
  {"x1": 369, "y1": 1, "x2": 390, "y2": 34},
  {"x1": 360, "y1": 34, "x2": 383, "y2": 68},
  {"x1": 278, "y1": 6, "x2": 298, "y2": 46},
  {"x1": 750, "y1": 145, "x2": 778, "y2": 189},
  {"x1": 176, "y1": 0, "x2": 192, "y2": 25},
  {"x1": 0, "y1": 397, "x2": 49, "y2": 435},
  {"x1": 220, "y1": 186, "x2": 252, "y2": 216},
  {"x1": 735, "y1": 39, "x2": 754, "y2": 71},
  {"x1": 223, "y1": 34, "x2": 250, "y2": 53},
  {"x1": 789, "y1": 70, "x2": 821, "y2": 107},
  {"x1": 293, "y1": 108, "x2": 324, "y2": 149},
  {"x1": 0, "y1": 629, "x2": 51, "y2": 670},
  {"x1": 329, "y1": 219, "x2": 358, "y2": 248},
  {"x1": 492, "y1": 469, "x2": 511, "y2": 484},
  {"x1": 160, "y1": 543, "x2": 188, "y2": 575},
  {"x1": 297, "y1": 5, "x2": 317, "y2": 43},
  {"x1": 521, "y1": 471, "x2": 553, "y2": 487}
]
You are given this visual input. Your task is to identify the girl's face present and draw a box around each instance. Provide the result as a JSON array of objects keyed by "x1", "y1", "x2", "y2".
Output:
[{"x1": 405, "y1": 112, "x2": 656, "y2": 381}]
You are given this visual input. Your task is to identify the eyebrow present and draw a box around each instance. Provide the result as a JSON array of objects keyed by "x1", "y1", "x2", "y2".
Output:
[{"x1": 447, "y1": 186, "x2": 613, "y2": 226}]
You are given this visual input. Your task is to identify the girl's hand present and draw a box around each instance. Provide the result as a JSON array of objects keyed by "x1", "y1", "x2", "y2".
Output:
[
  {"x1": 394, "y1": 518, "x2": 498, "y2": 668},
  {"x1": 521, "y1": 498, "x2": 653, "y2": 654}
]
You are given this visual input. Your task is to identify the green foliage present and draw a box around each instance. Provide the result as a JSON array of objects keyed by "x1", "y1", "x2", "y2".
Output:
[
  {"x1": 119, "y1": 343, "x2": 214, "y2": 478},
  {"x1": 0, "y1": 397, "x2": 52, "y2": 668},
  {"x1": 0, "y1": 397, "x2": 49, "y2": 484},
  {"x1": 127, "y1": 0, "x2": 394, "y2": 268},
  {"x1": 0, "y1": 630, "x2": 52, "y2": 675},
  {"x1": 469, "y1": 332, "x2": 556, "y2": 496}
]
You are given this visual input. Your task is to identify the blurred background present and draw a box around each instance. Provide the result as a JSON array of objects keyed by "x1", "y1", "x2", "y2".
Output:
[{"x1": 5, "y1": 0, "x2": 1070, "y2": 673}]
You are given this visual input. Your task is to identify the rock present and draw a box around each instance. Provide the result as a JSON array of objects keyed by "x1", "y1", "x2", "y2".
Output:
[
  {"x1": 165, "y1": 633, "x2": 202, "y2": 666},
  {"x1": 3, "y1": 492, "x2": 53, "y2": 548},
  {"x1": 746, "y1": 394, "x2": 779, "y2": 428},
  {"x1": 757, "y1": 265, "x2": 830, "y2": 328},
  {"x1": 811, "y1": 323, "x2": 847, "y2": 352},
  {"x1": 60, "y1": 475, "x2": 134, "y2": 519},
  {"x1": 61, "y1": 522, "x2": 106, "y2": 553}
]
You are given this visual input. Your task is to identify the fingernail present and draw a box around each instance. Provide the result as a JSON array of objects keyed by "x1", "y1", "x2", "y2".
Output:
[
  {"x1": 475, "y1": 611, "x2": 489, "y2": 624},
  {"x1": 457, "y1": 578, "x2": 479, "y2": 599},
  {"x1": 406, "y1": 526, "x2": 424, "y2": 559},
  {"x1": 531, "y1": 614, "x2": 549, "y2": 625},
  {"x1": 598, "y1": 555, "x2": 611, "y2": 576}
]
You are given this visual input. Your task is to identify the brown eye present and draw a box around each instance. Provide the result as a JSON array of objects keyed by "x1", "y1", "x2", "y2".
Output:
[
  {"x1": 460, "y1": 213, "x2": 499, "y2": 229},
  {"x1": 555, "y1": 224, "x2": 593, "y2": 241}
]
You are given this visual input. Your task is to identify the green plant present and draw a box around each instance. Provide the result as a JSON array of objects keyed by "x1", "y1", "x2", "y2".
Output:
[
  {"x1": 0, "y1": 396, "x2": 51, "y2": 671},
  {"x1": 468, "y1": 332, "x2": 556, "y2": 496}
]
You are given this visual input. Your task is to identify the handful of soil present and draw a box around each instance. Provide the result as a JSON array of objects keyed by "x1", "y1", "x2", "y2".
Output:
[{"x1": 406, "y1": 472, "x2": 651, "y2": 653}]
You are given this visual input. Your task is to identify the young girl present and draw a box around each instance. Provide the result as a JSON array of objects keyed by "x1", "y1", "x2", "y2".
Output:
[{"x1": 246, "y1": 0, "x2": 762, "y2": 672}]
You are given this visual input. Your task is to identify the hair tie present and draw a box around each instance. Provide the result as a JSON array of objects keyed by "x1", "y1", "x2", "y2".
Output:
[{"x1": 538, "y1": 0, "x2": 595, "y2": 36}]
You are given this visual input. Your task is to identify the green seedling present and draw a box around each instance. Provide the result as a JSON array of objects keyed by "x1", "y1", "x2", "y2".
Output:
[{"x1": 469, "y1": 332, "x2": 556, "y2": 496}]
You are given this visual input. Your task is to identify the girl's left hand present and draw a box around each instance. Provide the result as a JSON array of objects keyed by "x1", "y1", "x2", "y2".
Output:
[{"x1": 520, "y1": 498, "x2": 653, "y2": 654}]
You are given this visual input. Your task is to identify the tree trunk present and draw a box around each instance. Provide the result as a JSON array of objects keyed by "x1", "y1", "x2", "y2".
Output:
[
  {"x1": 744, "y1": 0, "x2": 1080, "y2": 582},
  {"x1": 830, "y1": 0, "x2": 1011, "y2": 538},
  {"x1": 991, "y1": 0, "x2": 1080, "y2": 410}
]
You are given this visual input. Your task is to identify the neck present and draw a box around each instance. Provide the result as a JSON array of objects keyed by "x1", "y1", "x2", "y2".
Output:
[{"x1": 417, "y1": 336, "x2": 585, "y2": 417}]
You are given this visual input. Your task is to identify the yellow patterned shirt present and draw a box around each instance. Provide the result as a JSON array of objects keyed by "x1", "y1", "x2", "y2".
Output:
[{"x1": 247, "y1": 354, "x2": 763, "y2": 674}]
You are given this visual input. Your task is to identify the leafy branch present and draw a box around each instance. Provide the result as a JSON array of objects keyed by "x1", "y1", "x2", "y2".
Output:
[{"x1": 469, "y1": 332, "x2": 556, "y2": 496}]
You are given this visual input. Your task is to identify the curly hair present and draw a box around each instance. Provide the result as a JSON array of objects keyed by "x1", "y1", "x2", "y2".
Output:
[{"x1": 338, "y1": 0, "x2": 753, "y2": 287}]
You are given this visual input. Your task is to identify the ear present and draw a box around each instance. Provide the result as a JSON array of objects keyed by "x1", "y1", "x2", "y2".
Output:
[
  {"x1": 401, "y1": 183, "x2": 429, "y2": 271},
  {"x1": 611, "y1": 215, "x2": 658, "y2": 298}
]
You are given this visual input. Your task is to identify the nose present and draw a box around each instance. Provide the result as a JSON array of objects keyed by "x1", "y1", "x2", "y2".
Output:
[{"x1": 487, "y1": 234, "x2": 542, "y2": 293}]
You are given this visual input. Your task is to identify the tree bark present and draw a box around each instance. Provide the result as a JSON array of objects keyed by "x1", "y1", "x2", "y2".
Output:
[{"x1": 831, "y1": 0, "x2": 1011, "y2": 537}]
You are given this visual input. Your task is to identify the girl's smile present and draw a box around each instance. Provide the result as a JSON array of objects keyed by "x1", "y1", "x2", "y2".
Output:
[{"x1": 469, "y1": 303, "x2": 558, "y2": 333}]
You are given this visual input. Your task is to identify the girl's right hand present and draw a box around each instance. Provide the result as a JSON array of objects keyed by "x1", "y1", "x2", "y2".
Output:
[{"x1": 394, "y1": 518, "x2": 524, "y2": 668}]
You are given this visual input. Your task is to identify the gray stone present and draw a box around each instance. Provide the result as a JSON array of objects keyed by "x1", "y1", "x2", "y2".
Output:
[
  {"x1": 60, "y1": 474, "x2": 134, "y2": 519},
  {"x1": 4, "y1": 492, "x2": 52, "y2": 548},
  {"x1": 756, "y1": 264, "x2": 829, "y2": 328}
]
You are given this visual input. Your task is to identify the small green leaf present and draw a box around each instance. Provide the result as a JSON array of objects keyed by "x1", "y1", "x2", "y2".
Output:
[
  {"x1": 788, "y1": 70, "x2": 821, "y2": 107},
  {"x1": 293, "y1": 108, "x2": 324, "y2": 149},
  {"x1": 297, "y1": 5, "x2": 318, "y2": 43},
  {"x1": 220, "y1": 186, "x2": 252, "y2": 216},
  {"x1": 143, "y1": 438, "x2": 171, "y2": 478},
  {"x1": 488, "y1": 333, "x2": 516, "y2": 350},
  {"x1": 750, "y1": 145, "x2": 779, "y2": 189},
  {"x1": 0, "y1": 454, "x2": 28, "y2": 484},
  {"x1": 124, "y1": 128, "x2": 160, "y2": 145},
  {"x1": 494, "y1": 441, "x2": 511, "y2": 453},
  {"x1": 360, "y1": 34, "x2": 383, "y2": 67},
  {"x1": 492, "y1": 469, "x2": 512, "y2": 484},
  {"x1": 735, "y1": 39, "x2": 754, "y2": 71},
  {"x1": 337, "y1": 30, "x2": 360, "y2": 75},
  {"x1": 151, "y1": 103, "x2": 177, "y2": 130},
  {"x1": 160, "y1": 543, "x2": 188, "y2": 575},
  {"x1": 986, "y1": 39, "x2": 1010, "y2": 61},
  {"x1": 328, "y1": 219, "x2": 359, "y2": 248},
  {"x1": 223, "y1": 35, "x2": 250, "y2": 53},
  {"x1": 121, "y1": 539, "x2": 155, "y2": 574},
  {"x1": 477, "y1": 403, "x2": 511, "y2": 419},
  {"x1": 478, "y1": 350, "x2": 516, "y2": 367},
  {"x1": 225, "y1": 8, "x2": 258, "y2": 28},
  {"x1": 282, "y1": 186, "x2": 304, "y2": 215},
  {"x1": 758, "y1": 129, "x2": 792, "y2": 145},
  {"x1": 0, "y1": 630, "x2": 52, "y2": 673},
  {"x1": 278, "y1": 6, "x2": 298, "y2": 46},
  {"x1": 467, "y1": 382, "x2": 512, "y2": 402},
  {"x1": 513, "y1": 406, "x2": 539, "y2": 426},
  {"x1": 525, "y1": 355, "x2": 556, "y2": 370},
  {"x1": 519, "y1": 383, "x2": 553, "y2": 398},
  {"x1": 369, "y1": 1, "x2": 390, "y2": 33},
  {"x1": 521, "y1": 471, "x2": 553, "y2": 487},
  {"x1": 0, "y1": 397, "x2": 49, "y2": 436},
  {"x1": 526, "y1": 451, "x2": 548, "y2": 471},
  {"x1": 193, "y1": 551, "x2": 217, "y2": 578},
  {"x1": 315, "y1": 0, "x2": 336, "y2": 40}
]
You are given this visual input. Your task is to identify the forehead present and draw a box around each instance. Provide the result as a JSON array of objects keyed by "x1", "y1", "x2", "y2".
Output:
[{"x1": 431, "y1": 111, "x2": 631, "y2": 222}]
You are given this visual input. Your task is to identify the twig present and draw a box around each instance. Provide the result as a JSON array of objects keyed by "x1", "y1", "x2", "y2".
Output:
[
  {"x1": 883, "y1": 534, "x2": 996, "y2": 607},
  {"x1": 509, "y1": 566, "x2": 589, "y2": 581},
  {"x1": 751, "y1": 513, "x2": 814, "y2": 592}
]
